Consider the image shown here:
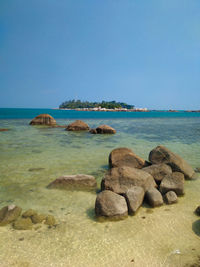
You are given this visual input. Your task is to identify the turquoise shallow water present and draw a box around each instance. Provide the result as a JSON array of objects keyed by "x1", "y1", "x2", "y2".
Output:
[{"x1": 0, "y1": 111, "x2": 200, "y2": 267}]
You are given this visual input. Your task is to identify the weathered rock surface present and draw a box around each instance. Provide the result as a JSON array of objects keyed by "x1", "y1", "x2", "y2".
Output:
[
  {"x1": 101, "y1": 166, "x2": 156, "y2": 194},
  {"x1": 95, "y1": 190, "x2": 128, "y2": 219},
  {"x1": 47, "y1": 174, "x2": 97, "y2": 190},
  {"x1": 0, "y1": 205, "x2": 22, "y2": 226},
  {"x1": 109, "y1": 147, "x2": 147, "y2": 169},
  {"x1": 31, "y1": 214, "x2": 46, "y2": 224},
  {"x1": 29, "y1": 114, "x2": 57, "y2": 126},
  {"x1": 124, "y1": 186, "x2": 144, "y2": 215},
  {"x1": 142, "y1": 163, "x2": 172, "y2": 183},
  {"x1": 0, "y1": 128, "x2": 9, "y2": 132},
  {"x1": 145, "y1": 188, "x2": 163, "y2": 207},
  {"x1": 90, "y1": 125, "x2": 116, "y2": 134},
  {"x1": 195, "y1": 206, "x2": 200, "y2": 216},
  {"x1": 22, "y1": 209, "x2": 37, "y2": 218},
  {"x1": 66, "y1": 120, "x2": 89, "y2": 131},
  {"x1": 164, "y1": 191, "x2": 178, "y2": 204},
  {"x1": 149, "y1": 145, "x2": 195, "y2": 179},
  {"x1": 159, "y1": 172, "x2": 184, "y2": 196},
  {"x1": 13, "y1": 217, "x2": 33, "y2": 230}
]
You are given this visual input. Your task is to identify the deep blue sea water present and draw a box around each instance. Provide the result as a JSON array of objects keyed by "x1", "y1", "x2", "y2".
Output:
[{"x1": 1, "y1": 108, "x2": 200, "y2": 119}]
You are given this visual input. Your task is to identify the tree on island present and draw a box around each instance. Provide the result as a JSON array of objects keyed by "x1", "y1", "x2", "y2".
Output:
[{"x1": 59, "y1": 100, "x2": 134, "y2": 109}]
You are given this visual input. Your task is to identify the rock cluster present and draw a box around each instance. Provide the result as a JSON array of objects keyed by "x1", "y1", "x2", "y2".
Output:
[
  {"x1": 95, "y1": 145, "x2": 195, "y2": 220},
  {"x1": 0, "y1": 205, "x2": 56, "y2": 230}
]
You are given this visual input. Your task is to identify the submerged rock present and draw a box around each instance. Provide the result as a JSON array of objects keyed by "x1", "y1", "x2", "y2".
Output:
[
  {"x1": 28, "y1": 168, "x2": 45, "y2": 172},
  {"x1": 164, "y1": 191, "x2": 178, "y2": 204},
  {"x1": 124, "y1": 186, "x2": 144, "y2": 215},
  {"x1": 145, "y1": 188, "x2": 163, "y2": 207},
  {"x1": 45, "y1": 215, "x2": 56, "y2": 226},
  {"x1": 47, "y1": 174, "x2": 97, "y2": 190},
  {"x1": 90, "y1": 125, "x2": 116, "y2": 134},
  {"x1": 149, "y1": 145, "x2": 195, "y2": 179},
  {"x1": 29, "y1": 114, "x2": 57, "y2": 126},
  {"x1": 0, "y1": 128, "x2": 10, "y2": 132},
  {"x1": 31, "y1": 214, "x2": 46, "y2": 224},
  {"x1": 142, "y1": 163, "x2": 172, "y2": 183},
  {"x1": 101, "y1": 166, "x2": 156, "y2": 194},
  {"x1": 22, "y1": 209, "x2": 37, "y2": 218},
  {"x1": 0, "y1": 205, "x2": 22, "y2": 226},
  {"x1": 109, "y1": 147, "x2": 147, "y2": 169},
  {"x1": 66, "y1": 120, "x2": 89, "y2": 131},
  {"x1": 95, "y1": 190, "x2": 128, "y2": 219},
  {"x1": 195, "y1": 206, "x2": 200, "y2": 216},
  {"x1": 159, "y1": 172, "x2": 185, "y2": 196},
  {"x1": 13, "y1": 217, "x2": 33, "y2": 230}
]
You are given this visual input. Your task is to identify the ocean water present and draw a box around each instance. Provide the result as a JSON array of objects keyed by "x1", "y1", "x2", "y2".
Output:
[{"x1": 0, "y1": 109, "x2": 200, "y2": 267}]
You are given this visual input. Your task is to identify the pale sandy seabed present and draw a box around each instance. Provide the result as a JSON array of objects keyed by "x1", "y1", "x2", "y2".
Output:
[{"x1": 0, "y1": 118, "x2": 200, "y2": 267}]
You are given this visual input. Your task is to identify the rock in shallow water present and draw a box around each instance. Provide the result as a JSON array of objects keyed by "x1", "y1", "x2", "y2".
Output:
[
  {"x1": 101, "y1": 166, "x2": 156, "y2": 194},
  {"x1": 160, "y1": 172, "x2": 184, "y2": 196},
  {"x1": 47, "y1": 174, "x2": 97, "y2": 191},
  {"x1": 195, "y1": 206, "x2": 200, "y2": 216},
  {"x1": 29, "y1": 114, "x2": 57, "y2": 126},
  {"x1": 95, "y1": 190, "x2": 128, "y2": 219},
  {"x1": 109, "y1": 147, "x2": 147, "y2": 169},
  {"x1": 90, "y1": 125, "x2": 116, "y2": 134},
  {"x1": 66, "y1": 120, "x2": 89, "y2": 131},
  {"x1": 142, "y1": 163, "x2": 172, "y2": 183},
  {"x1": 13, "y1": 217, "x2": 33, "y2": 230},
  {"x1": 149, "y1": 145, "x2": 195, "y2": 179},
  {"x1": 145, "y1": 188, "x2": 163, "y2": 207},
  {"x1": 0, "y1": 205, "x2": 22, "y2": 226},
  {"x1": 164, "y1": 191, "x2": 178, "y2": 204},
  {"x1": 124, "y1": 186, "x2": 144, "y2": 215}
]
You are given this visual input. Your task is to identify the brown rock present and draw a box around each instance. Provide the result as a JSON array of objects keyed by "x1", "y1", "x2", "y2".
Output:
[
  {"x1": 142, "y1": 163, "x2": 172, "y2": 183},
  {"x1": 29, "y1": 114, "x2": 57, "y2": 126},
  {"x1": 101, "y1": 166, "x2": 156, "y2": 194},
  {"x1": 31, "y1": 214, "x2": 46, "y2": 224},
  {"x1": 159, "y1": 172, "x2": 184, "y2": 196},
  {"x1": 164, "y1": 191, "x2": 178, "y2": 204},
  {"x1": 47, "y1": 174, "x2": 97, "y2": 191},
  {"x1": 149, "y1": 145, "x2": 195, "y2": 179},
  {"x1": 0, "y1": 128, "x2": 9, "y2": 132},
  {"x1": 66, "y1": 120, "x2": 89, "y2": 131},
  {"x1": 95, "y1": 190, "x2": 128, "y2": 219},
  {"x1": 45, "y1": 215, "x2": 56, "y2": 226},
  {"x1": 13, "y1": 217, "x2": 33, "y2": 230},
  {"x1": 109, "y1": 147, "x2": 147, "y2": 169},
  {"x1": 124, "y1": 186, "x2": 144, "y2": 215},
  {"x1": 22, "y1": 209, "x2": 37, "y2": 218},
  {"x1": 145, "y1": 188, "x2": 163, "y2": 207},
  {"x1": 90, "y1": 125, "x2": 116, "y2": 134},
  {"x1": 0, "y1": 205, "x2": 22, "y2": 226}
]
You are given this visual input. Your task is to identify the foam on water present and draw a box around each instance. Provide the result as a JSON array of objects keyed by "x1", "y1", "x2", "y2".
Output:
[{"x1": 0, "y1": 118, "x2": 200, "y2": 267}]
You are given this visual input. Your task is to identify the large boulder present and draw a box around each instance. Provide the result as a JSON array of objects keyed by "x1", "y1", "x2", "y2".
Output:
[
  {"x1": 0, "y1": 205, "x2": 22, "y2": 226},
  {"x1": 66, "y1": 120, "x2": 89, "y2": 131},
  {"x1": 149, "y1": 145, "x2": 195, "y2": 179},
  {"x1": 29, "y1": 114, "x2": 57, "y2": 126},
  {"x1": 164, "y1": 191, "x2": 178, "y2": 204},
  {"x1": 145, "y1": 188, "x2": 163, "y2": 207},
  {"x1": 109, "y1": 147, "x2": 147, "y2": 169},
  {"x1": 90, "y1": 125, "x2": 116, "y2": 134},
  {"x1": 124, "y1": 186, "x2": 144, "y2": 215},
  {"x1": 47, "y1": 174, "x2": 97, "y2": 191},
  {"x1": 95, "y1": 190, "x2": 128, "y2": 219},
  {"x1": 159, "y1": 172, "x2": 184, "y2": 196},
  {"x1": 101, "y1": 166, "x2": 156, "y2": 194},
  {"x1": 142, "y1": 163, "x2": 172, "y2": 183}
]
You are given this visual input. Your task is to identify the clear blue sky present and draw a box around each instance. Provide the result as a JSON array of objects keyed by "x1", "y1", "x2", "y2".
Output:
[{"x1": 0, "y1": 0, "x2": 200, "y2": 109}]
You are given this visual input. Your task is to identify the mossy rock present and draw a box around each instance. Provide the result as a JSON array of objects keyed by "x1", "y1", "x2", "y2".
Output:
[
  {"x1": 13, "y1": 217, "x2": 33, "y2": 230},
  {"x1": 0, "y1": 205, "x2": 22, "y2": 226},
  {"x1": 45, "y1": 215, "x2": 56, "y2": 226},
  {"x1": 31, "y1": 214, "x2": 46, "y2": 224},
  {"x1": 22, "y1": 209, "x2": 37, "y2": 218}
]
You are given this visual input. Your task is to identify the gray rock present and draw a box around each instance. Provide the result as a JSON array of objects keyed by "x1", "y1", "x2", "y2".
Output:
[
  {"x1": 145, "y1": 188, "x2": 163, "y2": 207},
  {"x1": 159, "y1": 172, "x2": 184, "y2": 196},
  {"x1": 101, "y1": 166, "x2": 156, "y2": 194},
  {"x1": 142, "y1": 163, "x2": 172, "y2": 183},
  {"x1": 66, "y1": 120, "x2": 89, "y2": 131},
  {"x1": 0, "y1": 205, "x2": 22, "y2": 226},
  {"x1": 164, "y1": 191, "x2": 178, "y2": 204},
  {"x1": 149, "y1": 145, "x2": 195, "y2": 179},
  {"x1": 125, "y1": 186, "x2": 144, "y2": 215},
  {"x1": 95, "y1": 190, "x2": 128, "y2": 219},
  {"x1": 47, "y1": 174, "x2": 97, "y2": 191},
  {"x1": 109, "y1": 147, "x2": 147, "y2": 169}
]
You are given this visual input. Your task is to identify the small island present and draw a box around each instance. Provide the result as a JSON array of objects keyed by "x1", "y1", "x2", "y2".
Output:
[{"x1": 59, "y1": 100, "x2": 148, "y2": 112}]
